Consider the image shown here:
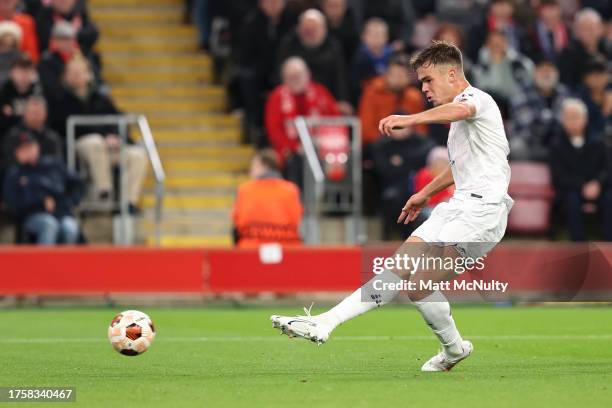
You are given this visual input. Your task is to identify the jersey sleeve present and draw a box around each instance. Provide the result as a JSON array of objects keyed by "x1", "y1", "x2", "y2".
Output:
[{"x1": 455, "y1": 89, "x2": 482, "y2": 119}]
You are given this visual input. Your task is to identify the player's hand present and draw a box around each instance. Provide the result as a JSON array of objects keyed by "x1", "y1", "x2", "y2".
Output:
[
  {"x1": 397, "y1": 192, "x2": 429, "y2": 224},
  {"x1": 387, "y1": 127, "x2": 414, "y2": 139},
  {"x1": 378, "y1": 115, "x2": 414, "y2": 136}
]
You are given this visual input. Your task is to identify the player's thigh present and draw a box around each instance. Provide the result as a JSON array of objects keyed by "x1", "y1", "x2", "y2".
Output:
[
  {"x1": 410, "y1": 202, "x2": 450, "y2": 243},
  {"x1": 397, "y1": 230, "x2": 460, "y2": 284},
  {"x1": 437, "y1": 202, "x2": 508, "y2": 258}
]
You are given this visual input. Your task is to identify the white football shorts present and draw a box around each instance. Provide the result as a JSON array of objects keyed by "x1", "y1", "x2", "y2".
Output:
[{"x1": 411, "y1": 192, "x2": 514, "y2": 259}]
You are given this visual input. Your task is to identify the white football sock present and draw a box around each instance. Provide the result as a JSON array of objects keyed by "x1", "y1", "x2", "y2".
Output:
[
  {"x1": 316, "y1": 270, "x2": 403, "y2": 330},
  {"x1": 413, "y1": 290, "x2": 464, "y2": 356}
]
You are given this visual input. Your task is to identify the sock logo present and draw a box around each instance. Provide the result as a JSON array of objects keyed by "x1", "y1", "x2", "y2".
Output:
[{"x1": 370, "y1": 293, "x2": 383, "y2": 307}]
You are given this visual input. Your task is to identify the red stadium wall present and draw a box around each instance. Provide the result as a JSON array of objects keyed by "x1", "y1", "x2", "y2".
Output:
[
  {"x1": 206, "y1": 247, "x2": 362, "y2": 293},
  {"x1": 0, "y1": 247, "x2": 206, "y2": 295},
  {"x1": 0, "y1": 244, "x2": 611, "y2": 297},
  {"x1": 0, "y1": 246, "x2": 362, "y2": 295}
]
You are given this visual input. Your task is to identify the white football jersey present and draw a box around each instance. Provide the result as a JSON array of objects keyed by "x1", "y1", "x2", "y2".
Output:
[{"x1": 447, "y1": 86, "x2": 511, "y2": 203}]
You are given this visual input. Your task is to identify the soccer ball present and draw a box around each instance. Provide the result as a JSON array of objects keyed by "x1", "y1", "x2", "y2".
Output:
[{"x1": 107, "y1": 310, "x2": 156, "y2": 356}]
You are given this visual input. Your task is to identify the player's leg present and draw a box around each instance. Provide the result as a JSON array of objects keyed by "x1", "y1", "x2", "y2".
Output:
[
  {"x1": 407, "y1": 244, "x2": 467, "y2": 352},
  {"x1": 270, "y1": 202, "x2": 449, "y2": 344},
  {"x1": 315, "y1": 235, "x2": 430, "y2": 328},
  {"x1": 270, "y1": 236, "x2": 428, "y2": 344},
  {"x1": 416, "y1": 198, "x2": 513, "y2": 371},
  {"x1": 405, "y1": 242, "x2": 472, "y2": 371}
]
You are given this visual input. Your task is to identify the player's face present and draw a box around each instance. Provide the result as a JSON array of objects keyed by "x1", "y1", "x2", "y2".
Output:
[{"x1": 416, "y1": 63, "x2": 454, "y2": 106}]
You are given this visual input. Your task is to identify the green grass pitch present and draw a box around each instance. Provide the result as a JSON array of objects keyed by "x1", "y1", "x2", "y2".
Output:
[{"x1": 1, "y1": 306, "x2": 611, "y2": 407}]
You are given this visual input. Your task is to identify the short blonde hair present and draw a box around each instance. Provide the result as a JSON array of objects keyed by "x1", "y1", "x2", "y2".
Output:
[{"x1": 410, "y1": 40, "x2": 463, "y2": 71}]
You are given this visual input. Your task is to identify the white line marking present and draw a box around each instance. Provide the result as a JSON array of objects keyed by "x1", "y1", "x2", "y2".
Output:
[{"x1": 2, "y1": 334, "x2": 612, "y2": 344}]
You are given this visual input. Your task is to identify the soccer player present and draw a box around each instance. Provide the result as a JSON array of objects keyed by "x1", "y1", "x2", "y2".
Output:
[{"x1": 271, "y1": 41, "x2": 514, "y2": 372}]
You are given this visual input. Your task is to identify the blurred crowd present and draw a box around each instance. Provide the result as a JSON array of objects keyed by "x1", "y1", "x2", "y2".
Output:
[
  {"x1": 189, "y1": 0, "x2": 612, "y2": 244},
  {"x1": 0, "y1": 0, "x2": 610, "y2": 247},
  {"x1": 0, "y1": 0, "x2": 147, "y2": 245}
]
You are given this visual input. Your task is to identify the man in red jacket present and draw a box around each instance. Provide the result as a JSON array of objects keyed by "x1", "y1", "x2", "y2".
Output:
[{"x1": 265, "y1": 56, "x2": 344, "y2": 188}]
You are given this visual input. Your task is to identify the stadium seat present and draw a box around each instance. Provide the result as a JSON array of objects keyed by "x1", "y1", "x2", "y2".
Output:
[{"x1": 507, "y1": 161, "x2": 555, "y2": 234}]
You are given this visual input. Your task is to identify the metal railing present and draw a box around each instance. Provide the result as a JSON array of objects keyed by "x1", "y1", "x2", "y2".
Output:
[
  {"x1": 66, "y1": 114, "x2": 165, "y2": 246},
  {"x1": 293, "y1": 116, "x2": 364, "y2": 244}
]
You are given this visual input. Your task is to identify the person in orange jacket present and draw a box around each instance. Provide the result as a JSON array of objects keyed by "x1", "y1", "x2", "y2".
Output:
[
  {"x1": 358, "y1": 53, "x2": 426, "y2": 146},
  {"x1": 232, "y1": 149, "x2": 303, "y2": 248}
]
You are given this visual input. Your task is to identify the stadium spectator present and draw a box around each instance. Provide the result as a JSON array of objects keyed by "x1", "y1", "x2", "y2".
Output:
[
  {"x1": 433, "y1": 0, "x2": 486, "y2": 33},
  {"x1": 206, "y1": 0, "x2": 260, "y2": 83},
  {"x1": 2, "y1": 134, "x2": 85, "y2": 244},
  {"x1": 358, "y1": 53, "x2": 426, "y2": 146},
  {"x1": 38, "y1": 21, "x2": 83, "y2": 97},
  {"x1": 350, "y1": 0, "x2": 416, "y2": 50},
  {"x1": 206, "y1": 0, "x2": 256, "y2": 49},
  {"x1": 558, "y1": 8, "x2": 609, "y2": 90},
  {"x1": 371, "y1": 120, "x2": 434, "y2": 240},
  {"x1": 35, "y1": 0, "x2": 98, "y2": 54},
  {"x1": 320, "y1": 0, "x2": 358, "y2": 64},
  {"x1": 432, "y1": 22, "x2": 464, "y2": 51},
  {"x1": 410, "y1": 13, "x2": 438, "y2": 51},
  {"x1": 2, "y1": 96, "x2": 62, "y2": 171},
  {"x1": 549, "y1": 98, "x2": 611, "y2": 241},
  {"x1": 0, "y1": 54, "x2": 41, "y2": 137},
  {"x1": 472, "y1": 30, "x2": 533, "y2": 118},
  {"x1": 413, "y1": 146, "x2": 454, "y2": 219},
  {"x1": 0, "y1": 21, "x2": 22, "y2": 84},
  {"x1": 48, "y1": 56, "x2": 147, "y2": 213},
  {"x1": 350, "y1": 18, "x2": 393, "y2": 104},
  {"x1": 285, "y1": 0, "x2": 318, "y2": 14},
  {"x1": 276, "y1": 8, "x2": 351, "y2": 113},
  {"x1": 232, "y1": 148, "x2": 302, "y2": 248},
  {"x1": 238, "y1": 0, "x2": 297, "y2": 145},
  {"x1": 410, "y1": 0, "x2": 435, "y2": 17},
  {"x1": 265, "y1": 57, "x2": 341, "y2": 188},
  {"x1": 467, "y1": 0, "x2": 527, "y2": 61},
  {"x1": 0, "y1": 0, "x2": 39, "y2": 63},
  {"x1": 576, "y1": 58, "x2": 611, "y2": 141},
  {"x1": 432, "y1": 23, "x2": 474, "y2": 80},
  {"x1": 523, "y1": 0, "x2": 568, "y2": 63},
  {"x1": 24, "y1": 0, "x2": 88, "y2": 19},
  {"x1": 509, "y1": 59, "x2": 570, "y2": 161},
  {"x1": 583, "y1": 0, "x2": 611, "y2": 20},
  {"x1": 188, "y1": 0, "x2": 209, "y2": 49}
]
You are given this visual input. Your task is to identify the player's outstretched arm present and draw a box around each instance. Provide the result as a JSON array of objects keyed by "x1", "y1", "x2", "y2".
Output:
[
  {"x1": 379, "y1": 102, "x2": 475, "y2": 136},
  {"x1": 397, "y1": 165, "x2": 454, "y2": 224}
]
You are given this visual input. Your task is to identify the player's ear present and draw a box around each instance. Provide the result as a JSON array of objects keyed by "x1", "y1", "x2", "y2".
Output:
[{"x1": 448, "y1": 67, "x2": 456, "y2": 83}]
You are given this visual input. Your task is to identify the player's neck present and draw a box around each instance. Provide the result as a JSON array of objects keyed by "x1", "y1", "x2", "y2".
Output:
[{"x1": 449, "y1": 79, "x2": 472, "y2": 101}]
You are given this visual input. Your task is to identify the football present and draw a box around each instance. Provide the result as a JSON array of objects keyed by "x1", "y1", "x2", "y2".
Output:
[{"x1": 107, "y1": 310, "x2": 156, "y2": 356}]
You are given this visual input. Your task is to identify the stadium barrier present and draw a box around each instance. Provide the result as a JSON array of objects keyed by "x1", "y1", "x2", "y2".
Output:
[
  {"x1": 0, "y1": 247, "x2": 206, "y2": 295},
  {"x1": 0, "y1": 244, "x2": 611, "y2": 299}
]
